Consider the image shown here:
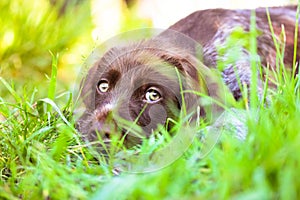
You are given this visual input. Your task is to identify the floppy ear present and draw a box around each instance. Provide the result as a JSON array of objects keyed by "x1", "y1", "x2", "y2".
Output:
[
  {"x1": 160, "y1": 53, "x2": 201, "y2": 84},
  {"x1": 158, "y1": 52, "x2": 206, "y2": 119},
  {"x1": 159, "y1": 50, "x2": 225, "y2": 122}
]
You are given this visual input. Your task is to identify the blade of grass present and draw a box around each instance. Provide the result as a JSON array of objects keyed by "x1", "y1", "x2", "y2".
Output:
[
  {"x1": 293, "y1": 4, "x2": 300, "y2": 73},
  {"x1": 249, "y1": 10, "x2": 259, "y2": 108},
  {"x1": 266, "y1": 8, "x2": 283, "y2": 85},
  {"x1": 0, "y1": 78, "x2": 22, "y2": 103},
  {"x1": 47, "y1": 52, "x2": 58, "y2": 112},
  {"x1": 39, "y1": 97, "x2": 89, "y2": 167}
]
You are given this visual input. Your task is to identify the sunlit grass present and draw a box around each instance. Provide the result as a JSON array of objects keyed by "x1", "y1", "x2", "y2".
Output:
[
  {"x1": 1, "y1": 43, "x2": 300, "y2": 200},
  {"x1": 0, "y1": 0, "x2": 93, "y2": 98}
]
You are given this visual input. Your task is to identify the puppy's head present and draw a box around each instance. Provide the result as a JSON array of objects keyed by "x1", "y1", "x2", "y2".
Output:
[{"x1": 77, "y1": 40, "x2": 208, "y2": 147}]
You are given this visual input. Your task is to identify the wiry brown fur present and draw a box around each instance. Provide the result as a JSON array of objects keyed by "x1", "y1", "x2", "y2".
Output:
[
  {"x1": 77, "y1": 41, "x2": 205, "y2": 145},
  {"x1": 169, "y1": 5, "x2": 299, "y2": 99}
]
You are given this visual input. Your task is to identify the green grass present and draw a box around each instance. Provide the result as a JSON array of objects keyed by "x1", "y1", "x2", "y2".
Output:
[
  {"x1": 0, "y1": 0, "x2": 93, "y2": 98},
  {"x1": 1, "y1": 69, "x2": 299, "y2": 199},
  {"x1": 1, "y1": 3, "x2": 300, "y2": 200}
]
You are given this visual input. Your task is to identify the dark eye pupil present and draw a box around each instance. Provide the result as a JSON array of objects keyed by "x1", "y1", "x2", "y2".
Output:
[
  {"x1": 100, "y1": 84, "x2": 108, "y2": 90},
  {"x1": 97, "y1": 80, "x2": 109, "y2": 92},
  {"x1": 150, "y1": 91, "x2": 158, "y2": 99}
]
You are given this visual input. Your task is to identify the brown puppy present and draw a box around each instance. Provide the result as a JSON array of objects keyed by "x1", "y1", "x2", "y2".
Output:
[
  {"x1": 77, "y1": 6, "x2": 299, "y2": 146},
  {"x1": 77, "y1": 40, "x2": 206, "y2": 146}
]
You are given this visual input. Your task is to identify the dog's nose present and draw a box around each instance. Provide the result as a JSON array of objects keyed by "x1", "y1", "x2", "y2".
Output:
[
  {"x1": 99, "y1": 123, "x2": 113, "y2": 139},
  {"x1": 96, "y1": 119, "x2": 117, "y2": 139}
]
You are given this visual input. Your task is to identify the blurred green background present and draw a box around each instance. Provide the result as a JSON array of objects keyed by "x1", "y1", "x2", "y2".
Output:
[
  {"x1": 0, "y1": 0, "x2": 151, "y2": 99},
  {"x1": 0, "y1": 0, "x2": 296, "y2": 99}
]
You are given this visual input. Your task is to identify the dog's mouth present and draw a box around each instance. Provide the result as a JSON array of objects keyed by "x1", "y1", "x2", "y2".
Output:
[
  {"x1": 98, "y1": 120, "x2": 166, "y2": 145},
  {"x1": 93, "y1": 116, "x2": 198, "y2": 173},
  {"x1": 82, "y1": 106, "x2": 188, "y2": 157}
]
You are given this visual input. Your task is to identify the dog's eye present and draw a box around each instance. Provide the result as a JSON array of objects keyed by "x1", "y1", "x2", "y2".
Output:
[
  {"x1": 97, "y1": 80, "x2": 109, "y2": 93},
  {"x1": 145, "y1": 87, "x2": 161, "y2": 103}
]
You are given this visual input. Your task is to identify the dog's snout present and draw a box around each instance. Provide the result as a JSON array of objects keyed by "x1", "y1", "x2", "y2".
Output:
[
  {"x1": 98, "y1": 123, "x2": 114, "y2": 139},
  {"x1": 94, "y1": 104, "x2": 118, "y2": 138}
]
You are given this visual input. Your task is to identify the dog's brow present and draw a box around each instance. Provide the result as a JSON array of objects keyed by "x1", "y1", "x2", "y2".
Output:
[{"x1": 101, "y1": 69, "x2": 121, "y2": 87}]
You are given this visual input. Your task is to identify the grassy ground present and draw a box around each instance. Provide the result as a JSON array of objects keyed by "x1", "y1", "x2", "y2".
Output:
[
  {"x1": 1, "y1": 1, "x2": 300, "y2": 200},
  {"x1": 1, "y1": 59, "x2": 299, "y2": 200}
]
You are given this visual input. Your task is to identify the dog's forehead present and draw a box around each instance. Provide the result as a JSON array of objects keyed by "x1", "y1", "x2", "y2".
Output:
[{"x1": 101, "y1": 50, "x2": 177, "y2": 78}]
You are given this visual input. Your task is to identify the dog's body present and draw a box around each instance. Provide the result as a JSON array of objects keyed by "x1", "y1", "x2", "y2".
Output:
[
  {"x1": 169, "y1": 6, "x2": 299, "y2": 99},
  {"x1": 77, "y1": 6, "x2": 299, "y2": 145}
]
